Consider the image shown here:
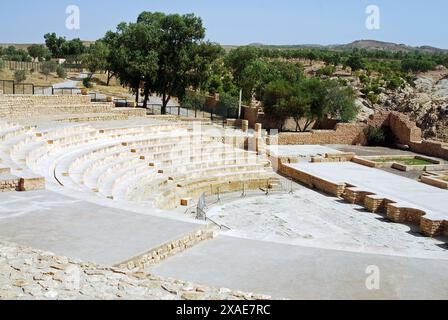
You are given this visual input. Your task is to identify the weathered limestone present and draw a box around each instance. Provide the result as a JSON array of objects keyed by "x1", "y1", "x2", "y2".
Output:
[
  {"x1": 242, "y1": 120, "x2": 249, "y2": 133},
  {"x1": 0, "y1": 241, "x2": 266, "y2": 300},
  {"x1": 0, "y1": 175, "x2": 20, "y2": 192}
]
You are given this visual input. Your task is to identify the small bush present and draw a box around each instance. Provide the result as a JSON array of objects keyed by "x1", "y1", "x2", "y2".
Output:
[
  {"x1": 366, "y1": 92, "x2": 379, "y2": 104},
  {"x1": 41, "y1": 61, "x2": 57, "y2": 79},
  {"x1": 0, "y1": 58, "x2": 4, "y2": 70},
  {"x1": 83, "y1": 77, "x2": 93, "y2": 88},
  {"x1": 56, "y1": 65, "x2": 66, "y2": 78},
  {"x1": 14, "y1": 70, "x2": 27, "y2": 83},
  {"x1": 364, "y1": 126, "x2": 385, "y2": 146}
]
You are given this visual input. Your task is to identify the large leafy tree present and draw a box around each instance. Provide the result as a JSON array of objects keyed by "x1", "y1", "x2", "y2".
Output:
[
  {"x1": 44, "y1": 33, "x2": 66, "y2": 58},
  {"x1": 263, "y1": 77, "x2": 357, "y2": 132},
  {"x1": 27, "y1": 44, "x2": 49, "y2": 62},
  {"x1": 82, "y1": 40, "x2": 110, "y2": 78},
  {"x1": 105, "y1": 21, "x2": 159, "y2": 105},
  {"x1": 140, "y1": 12, "x2": 209, "y2": 114},
  {"x1": 106, "y1": 12, "x2": 219, "y2": 112}
]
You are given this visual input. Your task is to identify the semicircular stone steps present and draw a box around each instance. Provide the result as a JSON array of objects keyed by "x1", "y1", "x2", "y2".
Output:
[{"x1": 1, "y1": 119, "x2": 278, "y2": 209}]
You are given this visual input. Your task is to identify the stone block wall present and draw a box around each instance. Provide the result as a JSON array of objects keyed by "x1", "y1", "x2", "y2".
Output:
[
  {"x1": 0, "y1": 94, "x2": 115, "y2": 118},
  {"x1": 116, "y1": 228, "x2": 216, "y2": 270},
  {"x1": 279, "y1": 162, "x2": 346, "y2": 197},
  {"x1": 272, "y1": 123, "x2": 367, "y2": 146}
]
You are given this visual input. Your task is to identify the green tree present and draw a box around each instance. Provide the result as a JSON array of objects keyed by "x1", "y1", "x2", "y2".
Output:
[
  {"x1": 82, "y1": 40, "x2": 110, "y2": 78},
  {"x1": 27, "y1": 44, "x2": 48, "y2": 62},
  {"x1": 262, "y1": 80, "x2": 292, "y2": 131},
  {"x1": 61, "y1": 38, "x2": 86, "y2": 61},
  {"x1": 216, "y1": 92, "x2": 239, "y2": 118},
  {"x1": 137, "y1": 11, "x2": 216, "y2": 113},
  {"x1": 346, "y1": 54, "x2": 365, "y2": 72},
  {"x1": 41, "y1": 61, "x2": 57, "y2": 80},
  {"x1": 224, "y1": 46, "x2": 260, "y2": 86},
  {"x1": 105, "y1": 20, "x2": 159, "y2": 106},
  {"x1": 323, "y1": 80, "x2": 358, "y2": 122},
  {"x1": 181, "y1": 91, "x2": 206, "y2": 117},
  {"x1": 44, "y1": 33, "x2": 66, "y2": 58},
  {"x1": 56, "y1": 65, "x2": 66, "y2": 78}
]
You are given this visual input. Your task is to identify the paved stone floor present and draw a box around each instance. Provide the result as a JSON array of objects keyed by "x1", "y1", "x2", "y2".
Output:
[
  {"x1": 0, "y1": 190, "x2": 203, "y2": 265},
  {"x1": 205, "y1": 190, "x2": 448, "y2": 259},
  {"x1": 149, "y1": 235, "x2": 448, "y2": 300}
]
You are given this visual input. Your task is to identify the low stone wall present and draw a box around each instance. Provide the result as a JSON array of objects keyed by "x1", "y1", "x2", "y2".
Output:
[
  {"x1": 271, "y1": 123, "x2": 367, "y2": 146},
  {"x1": 279, "y1": 163, "x2": 345, "y2": 197},
  {"x1": 0, "y1": 241, "x2": 269, "y2": 300},
  {"x1": 116, "y1": 228, "x2": 216, "y2": 270}
]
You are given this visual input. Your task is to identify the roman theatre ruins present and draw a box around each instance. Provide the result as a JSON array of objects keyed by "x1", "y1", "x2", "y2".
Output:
[{"x1": 0, "y1": 94, "x2": 447, "y2": 299}]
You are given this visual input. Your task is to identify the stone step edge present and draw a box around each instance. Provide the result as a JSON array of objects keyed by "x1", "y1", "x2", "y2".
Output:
[{"x1": 114, "y1": 225, "x2": 217, "y2": 270}]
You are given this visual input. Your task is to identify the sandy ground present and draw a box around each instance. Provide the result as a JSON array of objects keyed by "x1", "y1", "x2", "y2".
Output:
[{"x1": 207, "y1": 187, "x2": 448, "y2": 259}]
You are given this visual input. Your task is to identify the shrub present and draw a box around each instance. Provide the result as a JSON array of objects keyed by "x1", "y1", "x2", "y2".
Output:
[
  {"x1": 83, "y1": 77, "x2": 93, "y2": 88},
  {"x1": 316, "y1": 65, "x2": 336, "y2": 77},
  {"x1": 14, "y1": 70, "x2": 27, "y2": 83},
  {"x1": 216, "y1": 92, "x2": 239, "y2": 118},
  {"x1": 0, "y1": 58, "x2": 4, "y2": 70},
  {"x1": 364, "y1": 126, "x2": 385, "y2": 146},
  {"x1": 367, "y1": 92, "x2": 379, "y2": 104},
  {"x1": 56, "y1": 65, "x2": 66, "y2": 78},
  {"x1": 41, "y1": 61, "x2": 57, "y2": 79},
  {"x1": 181, "y1": 92, "x2": 206, "y2": 114}
]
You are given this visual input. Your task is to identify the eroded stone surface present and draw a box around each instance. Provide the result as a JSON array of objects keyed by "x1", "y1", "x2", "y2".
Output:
[{"x1": 0, "y1": 241, "x2": 265, "y2": 300}]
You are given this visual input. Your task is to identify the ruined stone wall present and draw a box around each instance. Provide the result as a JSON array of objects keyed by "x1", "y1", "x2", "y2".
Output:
[
  {"x1": 388, "y1": 112, "x2": 423, "y2": 144},
  {"x1": 271, "y1": 123, "x2": 367, "y2": 146}
]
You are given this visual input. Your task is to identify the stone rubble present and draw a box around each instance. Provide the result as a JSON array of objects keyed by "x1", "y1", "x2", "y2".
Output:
[{"x1": 0, "y1": 241, "x2": 270, "y2": 300}]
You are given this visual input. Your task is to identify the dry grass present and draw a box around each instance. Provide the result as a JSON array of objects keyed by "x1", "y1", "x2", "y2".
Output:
[
  {"x1": 87, "y1": 73, "x2": 133, "y2": 98},
  {"x1": 0, "y1": 69, "x2": 73, "y2": 86}
]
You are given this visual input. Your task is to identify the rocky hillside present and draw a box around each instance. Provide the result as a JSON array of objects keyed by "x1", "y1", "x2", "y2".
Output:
[{"x1": 353, "y1": 66, "x2": 448, "y2": 141}]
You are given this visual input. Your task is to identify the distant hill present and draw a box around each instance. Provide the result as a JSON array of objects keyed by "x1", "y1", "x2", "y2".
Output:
[
  {"x1": 333, "y1": 40, "x2": 448, "y2": 54},
  {"x1": 225, "y1": 40, "x2": 448, "y2": 54}
]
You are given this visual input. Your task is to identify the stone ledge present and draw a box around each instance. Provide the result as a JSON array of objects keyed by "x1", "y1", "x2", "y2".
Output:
[{"x1": 116, "y1": 227, "x2": 217, "y2": 270}]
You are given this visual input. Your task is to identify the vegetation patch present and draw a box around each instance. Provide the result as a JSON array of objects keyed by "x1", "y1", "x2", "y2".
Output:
[{"x1": 372, "y1": 157, "x2": 434, "y2": 166}]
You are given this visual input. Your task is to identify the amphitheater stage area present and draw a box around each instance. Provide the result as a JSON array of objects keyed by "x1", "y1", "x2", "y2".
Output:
[
  {"x1": 286, "y1": 161, "x2": 448, "y2": 222},
  {"x1": 0, "y1": 189, "x2": 205, "y2": 265},
  {"x1": 149, "y1": 235, "x2": 448, "y2": 300}
]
